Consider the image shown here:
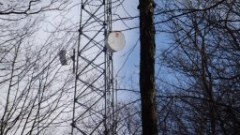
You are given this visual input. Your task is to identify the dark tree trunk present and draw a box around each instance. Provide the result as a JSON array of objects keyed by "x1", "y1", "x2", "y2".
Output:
[{"x1": 139, "y1": 0, "x2": 158, "y2": 135}]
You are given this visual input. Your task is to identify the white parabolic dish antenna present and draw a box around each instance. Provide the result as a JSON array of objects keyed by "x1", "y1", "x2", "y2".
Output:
[{"x1": 107, "y1": 31, "x2": 126, "y2": 52}]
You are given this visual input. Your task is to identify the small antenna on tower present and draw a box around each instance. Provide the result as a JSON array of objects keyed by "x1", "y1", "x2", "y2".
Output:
[{"x1": 58, "y1": 50, "x2": 68, "y2": 65}]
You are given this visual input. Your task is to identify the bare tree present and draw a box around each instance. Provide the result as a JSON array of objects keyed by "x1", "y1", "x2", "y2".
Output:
[
  {"x1": 0, "y1": 1, "x2": 74, "y2": 135},
  {"x1": 114, "y1": 101, "x2": 141, "y2": 135},
  {"x1": 139, "y1": 0, "x2": 158, "y2": 134},
  {"x1": 155, "y1": 0, "x2": 240, "y2": 134}
]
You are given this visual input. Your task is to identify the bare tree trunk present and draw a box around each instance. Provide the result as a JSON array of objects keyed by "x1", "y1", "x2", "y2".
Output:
[{"x1": 139, "y1": 0, "x2": 158, "y2": 134}]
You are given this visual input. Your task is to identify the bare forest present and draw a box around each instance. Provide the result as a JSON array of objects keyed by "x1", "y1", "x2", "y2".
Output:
[{"x1": 0, "y1": 0, "x2": 239, "y2": 135}]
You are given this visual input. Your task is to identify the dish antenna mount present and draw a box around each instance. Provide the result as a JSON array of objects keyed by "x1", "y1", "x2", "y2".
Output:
[{"x1": 70, "y1": 0, "x2": 123, "y2": 135}]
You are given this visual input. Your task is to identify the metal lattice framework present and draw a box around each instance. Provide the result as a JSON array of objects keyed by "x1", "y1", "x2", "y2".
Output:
[{"x1": 71, "y1": 0, "x2": 116, "y2": 134}]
